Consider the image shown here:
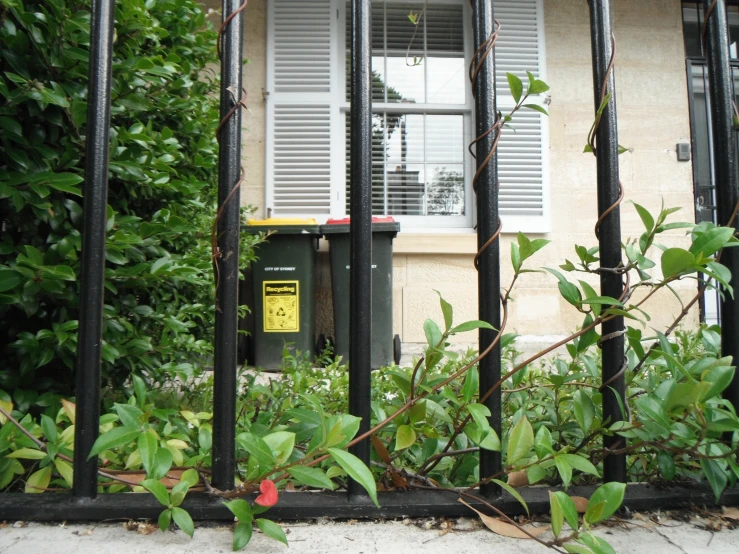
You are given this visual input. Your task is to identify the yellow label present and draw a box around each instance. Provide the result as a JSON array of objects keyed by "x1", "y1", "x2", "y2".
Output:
[{"x1": 263, "y1": 280, "x2": 299, "y2": 332}]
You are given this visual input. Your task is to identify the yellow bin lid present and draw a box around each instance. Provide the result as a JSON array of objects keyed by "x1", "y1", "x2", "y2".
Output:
[{"x1": 246, "y1": 218, "x2": 318, "y2": 226}]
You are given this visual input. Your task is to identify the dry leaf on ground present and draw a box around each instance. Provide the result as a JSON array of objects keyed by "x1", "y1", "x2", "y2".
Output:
[
  {"x1": 458, "y1": 498, "x2": 548, "y2": 539},
  {"x1": 570, "y1": 496, "x2": 589, "y2": 514},
  {"x1": 722, "y1": 507, "x2": 739, "y2": 521},
  {"x1": 507, "y1": 470, "x2": 529, "y2": 488}
]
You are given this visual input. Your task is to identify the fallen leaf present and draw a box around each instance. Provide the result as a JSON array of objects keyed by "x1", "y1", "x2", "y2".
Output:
[
  {"x1": 285, "y1": 481, "x2": 296, "y2": 492},
  {"x1": 722, "y1": 507, "x2": 739, "y2": 521},
  {"x1": 570, "y1": 496, "x2": 589, "y2": 514},
  {"x1": 458, "y1": 498, "x2": 548, "y2": 539},
  {"x1": 507, "y1": 470, "x2": 529, "y2": 488}
]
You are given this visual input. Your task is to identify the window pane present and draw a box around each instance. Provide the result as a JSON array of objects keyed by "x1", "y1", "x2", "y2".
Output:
[
  {"x1": 426, "y1": 115, "x2": 464, "y2": 163},
  {"x1": 346, "y1": 113, "x2": 465, "y2": 216},
  {"x1": 386, "y1": 114, "x2": 425, "y2": 164},
  {"x1": 426, "y1": 4, "x2": 464, "y2": 53},
  {"x1": 427, "y1": 57, "x2": 466, "y2": 104},
  {"x1": 386, "y1": 56, "x2": 425, "y2": 103},
  {"x1": 385, "y1": 3, "x2": 424, "y2": 51},
  {"x1": 426, "y1": 164, "x2": 465, "y2": 215}
]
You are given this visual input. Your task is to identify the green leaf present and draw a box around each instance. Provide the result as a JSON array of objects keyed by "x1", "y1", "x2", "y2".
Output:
[
  {"x1": 0, "y1": 268, "x2": 22, "y2": 292},
  {"x1": 553, "y1": 491, "x2": 579, "y2": 535},
  {"x1": 580, "y1": 296, "x2": 622, "y2": 307},
  {"x1": 88, "y1": 426, "x2": 141, "y2": 458},
  {"x1": 660, "y1": 248, "x2": 695, "y2": 279},
  {"x1": 507, "y1": 72, "x2": 523, "y2": 103},
  {"x1": 169, "y1": 481, "x2": 190, "y2": 508},
  {"x1": 462, "y1": 367, "x2": 479, "y2": 404},
  {"x1": 256, "y1": 519, "x2": 288, "y2": 546},
  {"x1": 151, "y1": 447, "x2": 173, "y2": 480},
  {"x1": 436, "y1": 290, "x2": 453, "y2": 331},
  {"x1": 573, "y1": 390, "x2": 595, "y2": 434},
  {"x1": 493, "y1": 478, "x2": 528, "y2": 516},
  {"x1": 657, "y1": 452, "x2": 675, "y2": 480},
  {"x1": 467, "y1": 403, "x2": 492, "y2": 432},
  {"x1": 233, "y1": 521, "x2": 253, "y2": 551},
  {"x1": 225, "y1": 499, "x2": 253, "y2": 524},
  {"x1": 585, "y1": 482, "x2": 625, "y2": 524},
  {"x1": 632, "y1": 203, "x2": 654, "y2": 234},
  {"x1": 172, "y1": 506, "x2": 194, "y2": 538},
  {"x1": 555, "y1": 455, "x2": 573, "y2": 488},
  {"x1": 138, "y1": 433, "x2": 157, "y2": 476},
  {"x1": 395, "y1": 425, "x2": 417, "y2": 450},
  {"x1": 423, "y1": 318, "x2": 443, "y2": 349},
  {"x1": 24, "y1": 466, "x2": 51, "y2": 493},
  {"x1": 6, "y1": 447, "x2": 46, "y2": 460},
  {"x1": 449, "y1": 320, "x2": 495, "y2": 334},
  {"x1": 38, "y1": 265, "x2": 76, "y2": 281},
  {"x1": 158, "y1": 509, "x2": 172, "y2": 532},
  {"x1": 506, "y1": 416, "x2": 534, "y2": 466},
  {"x1": 141, "y1": 479, "x2": 170, "y2": 506},
  {"x1": 523, "y1": 103, "x2": 548, "y2": 116},
  {"x1": 634, "y1": 396, "x2": 671, "y2": 433},
  {"x1": 545, "y1": 268, "x2": 582, "y2": 308},
  {"x1": 237, "y1": 433, "x2": 275, "y2": 468},
  {"x1": 701, "y1": 458, "x2": 728, "y2": 503},
  {"x1": 54, "y1": 458, "x2": 74, "y2": 487},
  {"x1": 690, "y1": 226, "x2": 735, "y2": 258},
  {"x1": 328, "y1": 448, "x2": 379, "y2": 508},
  {"x1": 263, "y1": 431, "x2": 295, "y2": 465},
  {"x1": 560, "y1": 454, "x2": 599, "y2": 477},
  {"x1": 287, "y1": 466, "x2": 336, "y2": 490},
  {"x1": 181, "y1": 468, "x2": 200, "y2": 488}
]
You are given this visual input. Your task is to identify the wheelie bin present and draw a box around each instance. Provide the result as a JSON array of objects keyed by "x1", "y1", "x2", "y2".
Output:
[
  {"x1": 240, "y1": 218, "x2": 321, "y2": 369},
  {"x1": 321, "y1": 217, "x2": 401, "y2": 369}
]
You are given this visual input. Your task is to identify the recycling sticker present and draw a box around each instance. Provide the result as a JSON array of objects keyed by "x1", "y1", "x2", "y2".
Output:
[{"x1": 263, "y1": 281, "x2": 299, "y2": 332}]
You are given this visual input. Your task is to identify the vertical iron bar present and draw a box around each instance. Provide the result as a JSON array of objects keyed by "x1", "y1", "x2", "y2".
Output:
[
  {"x1": 703, "y1": 0, "x2": 739, "y2": 413},
  {"x1": 212, "y1": 0, "x2": 244, "y2": 491},
  {"x1": 348, "y1": 0, "x2": 373, "y2": 498},
  {"x1": 72, "y1": 0, "x2": 115, "y2": 499},
  {"x1": 588, "y1": 0, "x2": 626, "y2": 483},
  {"x1": 471, "y1": 0, "x2": 502, "y2": 497}
]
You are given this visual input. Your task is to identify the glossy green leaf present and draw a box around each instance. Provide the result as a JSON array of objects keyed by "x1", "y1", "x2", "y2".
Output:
[
  {"x1": 233, "y1": 521, "x2": 253, "y2": 551},
  {"x1": 395, "y1": 425, "x2": 416, "y2": 450},
  {"x1": 141, "y1": 479, "x2": 170, "y2": 506},
  {"x1": 158, "y1": 509, "x2": 172, "y2": 532},
  {"x1": 172, "y1": 506, "x2": 194, "y2": 538},
  {"x1": 256, "y1": 518, "x2": 288, "y2": 546},
  {"x1": 573, "y1": 390, "x2": 595, "y2": 434},
  {"x1": 287, "y1": 466, "x2": 336, "y2": 490},
  {"x1": 507, "y1": 72, "x2": 523, "y2": 103},
  {"x1": 506, "y1": 416, "x2": 534, "y2": 466},
  {"x1": 88, "y1": 426, "x2": 140, "y2": 458},
  {"x1": 328, "y1": 448, "x2": 379, "y2": 508},
  {"x1": 24, "y1": 466, "x2": 51, "y2": 493},
  {"x1": 585, "y1": 482, "x2": 625, "y2": 524}
]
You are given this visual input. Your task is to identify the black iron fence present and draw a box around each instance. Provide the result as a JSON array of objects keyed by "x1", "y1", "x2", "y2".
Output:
[{"x1": 1, "y1": 0, "x2": 739, "y2": 521}]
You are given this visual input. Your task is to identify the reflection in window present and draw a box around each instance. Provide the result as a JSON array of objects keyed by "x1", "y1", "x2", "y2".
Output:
[
  {"x1": 346, "y1": 114, "x2": 465, "y2": 216},
  {"x1": 345, "y1": 2, "x2": 466, "y2": 104}
]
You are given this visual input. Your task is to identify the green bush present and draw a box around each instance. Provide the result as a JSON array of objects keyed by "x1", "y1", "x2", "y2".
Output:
[{"x1": 0, "y1": 0, "x2": 251, "y2": 392}]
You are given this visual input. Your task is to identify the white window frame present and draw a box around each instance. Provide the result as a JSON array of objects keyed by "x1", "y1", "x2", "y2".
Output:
[{"x1": 265, "y1": 0, "x2": 549, "y2": 234}]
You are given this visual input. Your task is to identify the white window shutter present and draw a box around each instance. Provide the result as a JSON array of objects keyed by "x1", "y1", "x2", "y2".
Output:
[
  {"x1": 494, "y1": 0, "x2": 549, "y2": 230},
  {"x1": 266, "y1": 0, "x2": 335, "y2": 216}
]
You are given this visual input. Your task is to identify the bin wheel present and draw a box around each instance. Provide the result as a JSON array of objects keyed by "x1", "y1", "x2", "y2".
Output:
[{"x1": 393, "y1": 334, "x2": 401, "y2": 365}]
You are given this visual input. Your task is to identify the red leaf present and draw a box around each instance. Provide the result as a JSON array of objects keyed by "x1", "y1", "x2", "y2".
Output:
[{"x1": 255, "y1": 479, "x2": 279, "y2": 507}]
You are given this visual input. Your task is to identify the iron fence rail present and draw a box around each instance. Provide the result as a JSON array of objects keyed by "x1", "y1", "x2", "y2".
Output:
[{"x1": 1, "y1": 0, "x2": 738, "y2": 520}]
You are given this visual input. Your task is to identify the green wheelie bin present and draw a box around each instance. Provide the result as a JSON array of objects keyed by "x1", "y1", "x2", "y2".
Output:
[
  {"x1": 241, "y1": 218, "x2": 321, "y2": 369},
  {"x1": 321, "y1": 217, "x2": 401, "y2": 369}
]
